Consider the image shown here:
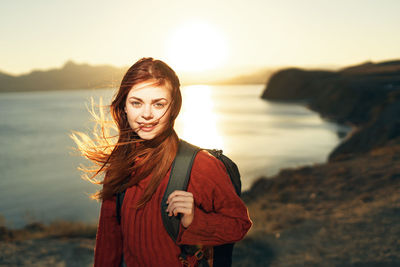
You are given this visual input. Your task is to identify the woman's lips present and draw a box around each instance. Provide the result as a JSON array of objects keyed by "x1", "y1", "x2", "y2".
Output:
[{"x1": 138, "y1": 123, "x2": 157, "y2": 132}]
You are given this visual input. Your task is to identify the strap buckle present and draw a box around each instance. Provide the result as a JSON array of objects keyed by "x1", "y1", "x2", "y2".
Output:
[
  {"x1": 194, "y1": 249, "x2": 204, "y2": 260},
  {"x1": 179, "y1": 256, "x2": 191, "y2": 267}
]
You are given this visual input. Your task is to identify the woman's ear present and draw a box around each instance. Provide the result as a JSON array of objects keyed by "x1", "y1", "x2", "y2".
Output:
[{"x1": 124, "y1": 106, "x2": 127, "y2": 113}]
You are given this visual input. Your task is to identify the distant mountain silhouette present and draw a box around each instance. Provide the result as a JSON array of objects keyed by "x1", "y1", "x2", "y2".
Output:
[
  {"x1": 0, "y1": 61, "x2": 127, "y2": 92},
  {"x1": 0, "y1": 62, "x2": 276, "y2": 92}
]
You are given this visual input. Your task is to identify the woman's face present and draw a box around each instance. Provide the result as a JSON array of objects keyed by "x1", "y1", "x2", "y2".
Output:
[{"x1": 124, "y1": 81, "x2": 172, "y2": 140}]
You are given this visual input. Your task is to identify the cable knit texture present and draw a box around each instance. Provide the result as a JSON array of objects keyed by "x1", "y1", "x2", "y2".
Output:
[{"x1": 94, "y1": 150, "x2": 252, "y2": 267}]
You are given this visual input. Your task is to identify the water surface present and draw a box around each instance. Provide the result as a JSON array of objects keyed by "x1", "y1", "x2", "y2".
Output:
[{"x1": 0, "y1": 85, "x2": 350, "y2": 228}]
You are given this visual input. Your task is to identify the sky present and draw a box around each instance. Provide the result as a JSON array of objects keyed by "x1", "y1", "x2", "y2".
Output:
[{"x1": 0, "y1": 0, "x2": 399, "y2": 76}]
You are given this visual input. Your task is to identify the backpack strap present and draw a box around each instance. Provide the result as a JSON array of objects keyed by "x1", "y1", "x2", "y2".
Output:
[
  {"x1": 115, "y1": 139, "x2": 200, "y2": 232},
  {"x1": 161, "y1": 140, "x2": 211, "y2": 267},
  {"x1": 116, "y1": 139, "x2": 211, "y2": 266},
  {"x1": 161, "y1": 139, "x2": 201, "y2": 242}
]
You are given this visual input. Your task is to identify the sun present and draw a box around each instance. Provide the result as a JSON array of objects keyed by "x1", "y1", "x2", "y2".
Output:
[{"x1": 165, "y1": 20, "x2": 228, "y2": 72}]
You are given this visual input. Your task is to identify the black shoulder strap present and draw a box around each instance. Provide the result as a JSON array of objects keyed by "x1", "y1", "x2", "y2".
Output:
[
  {"x1": 115, "y1": 140, "x2": 199, "y2": 228},
  {"x1": 161, "y1": 139, "x2": 200, "y2": 242}
]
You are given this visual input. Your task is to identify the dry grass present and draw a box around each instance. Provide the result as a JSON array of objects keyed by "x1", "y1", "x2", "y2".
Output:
[
  {"x1": 234, "y1": 141, "x2": 400, "y2": 266},
  {"x1": 0, "y1": 220, "x2": 97, "y2": 242}
]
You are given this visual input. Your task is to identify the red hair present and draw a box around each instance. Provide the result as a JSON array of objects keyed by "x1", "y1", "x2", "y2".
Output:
[{"x1": 72, "y1": 57, "x2": 182, "y2": 208}]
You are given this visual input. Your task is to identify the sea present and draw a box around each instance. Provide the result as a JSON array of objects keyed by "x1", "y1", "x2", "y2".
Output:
[{"x1": 0, "y1": 84, "x2": 351, "y2": 228}]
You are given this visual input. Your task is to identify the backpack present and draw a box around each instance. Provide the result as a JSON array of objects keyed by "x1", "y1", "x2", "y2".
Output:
[{"x1": 116, "y1": 139, "x2": 242, "y2": 267}]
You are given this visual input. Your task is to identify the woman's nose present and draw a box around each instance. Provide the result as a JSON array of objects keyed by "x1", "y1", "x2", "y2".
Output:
[{"x1": 141, "y1": 105, "x2": 154, "y2": 120}]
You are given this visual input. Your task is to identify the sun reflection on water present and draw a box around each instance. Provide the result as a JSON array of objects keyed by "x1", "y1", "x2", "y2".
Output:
[{"x1": 175, "y1": 85, "x2": 224, "y2": 149}]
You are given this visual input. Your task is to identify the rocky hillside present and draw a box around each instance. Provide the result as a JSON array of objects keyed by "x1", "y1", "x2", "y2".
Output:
[{"x1": 235, "y1": 138, "x2": 400, "y2": 266}]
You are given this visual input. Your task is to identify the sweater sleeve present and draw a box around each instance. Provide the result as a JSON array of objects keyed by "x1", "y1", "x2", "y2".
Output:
[
  {"x1": 176, "y1": 150, "x2": 252, "y2": 246},
  {"x1": 94, "y1": 195, "x2": 123, "y2": 267}
]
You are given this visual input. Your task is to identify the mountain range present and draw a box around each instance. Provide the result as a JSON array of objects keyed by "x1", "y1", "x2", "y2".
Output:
[{"x1": 0, "y1": 61, "x2": 275, "y2": 92}]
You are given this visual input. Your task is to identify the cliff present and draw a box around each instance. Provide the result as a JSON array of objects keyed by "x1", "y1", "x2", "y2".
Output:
[{"x1": 261, "y1": 60, "x2": 400, "y2": 161}]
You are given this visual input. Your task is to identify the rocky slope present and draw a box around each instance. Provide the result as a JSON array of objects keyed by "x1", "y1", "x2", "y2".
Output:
[{"x1": 235, "y1": 138, "x2": 400, "y2": 266}]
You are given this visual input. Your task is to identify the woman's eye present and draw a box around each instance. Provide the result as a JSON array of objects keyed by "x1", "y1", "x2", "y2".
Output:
[
  {"x1": 131, "y1": 101, "x2": 142, "y2": 107},
  {"x1": 154, "y1": 103, "x2": 165, "y2": 108}
]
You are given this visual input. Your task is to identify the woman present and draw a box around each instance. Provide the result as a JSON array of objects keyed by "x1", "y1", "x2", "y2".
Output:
[{"x1": 72, "y1": 57, "x2": 252, "y2": 266}]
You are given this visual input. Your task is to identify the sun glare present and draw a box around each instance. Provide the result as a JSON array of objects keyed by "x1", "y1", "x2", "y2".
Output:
[
  {"x1": 165, "y1": 21, "x2": 228, "y2": 72},
  {"x1": 175, "y1": 85, "x2": 224, "y2": 149}
]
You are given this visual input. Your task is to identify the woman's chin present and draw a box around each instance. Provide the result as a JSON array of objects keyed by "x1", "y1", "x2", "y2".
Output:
[
  {"x1": 136, "y1": 127, "x2": 162, "y2": 140},
  {"x1": 137, "y1": 132, "x2": 156, "y2": 140}
]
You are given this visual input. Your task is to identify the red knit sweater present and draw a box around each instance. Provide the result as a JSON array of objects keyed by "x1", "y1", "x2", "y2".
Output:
[{"x1": 94, "y1": 150, "x2": 252, "y2": 267}]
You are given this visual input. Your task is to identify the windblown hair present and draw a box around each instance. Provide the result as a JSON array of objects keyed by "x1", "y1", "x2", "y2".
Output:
[{"x1": 71, "y1": 57, "x2": 182, "y2": 208}]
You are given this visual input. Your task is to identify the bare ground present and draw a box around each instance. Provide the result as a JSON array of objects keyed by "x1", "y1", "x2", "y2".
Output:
[{"x1": 1, "y1": 142, "x2": 399, "y2": 266}]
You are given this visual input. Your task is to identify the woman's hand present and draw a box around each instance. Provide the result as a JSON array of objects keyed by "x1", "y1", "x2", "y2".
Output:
[{"x1": 166, "y1": 190, "x2": 194, "y2": 228}]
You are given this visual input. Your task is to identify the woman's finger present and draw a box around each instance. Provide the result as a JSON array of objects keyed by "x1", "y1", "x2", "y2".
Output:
[
  {"x1": 166, "y1": 194, "x2": 193, "y2": 213},
  {"x1": 166, "y1": 201, "x2": 193, "y2": 215},
  {"x1": 167, "y1": 190, "x2": 193, "y2": 203},
  {"x1": 167, "y1": 195, "x2": 193, "y2": 206},
  {"x1": 169, "y1": 206, "x2": 193, "y2": 217}
]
